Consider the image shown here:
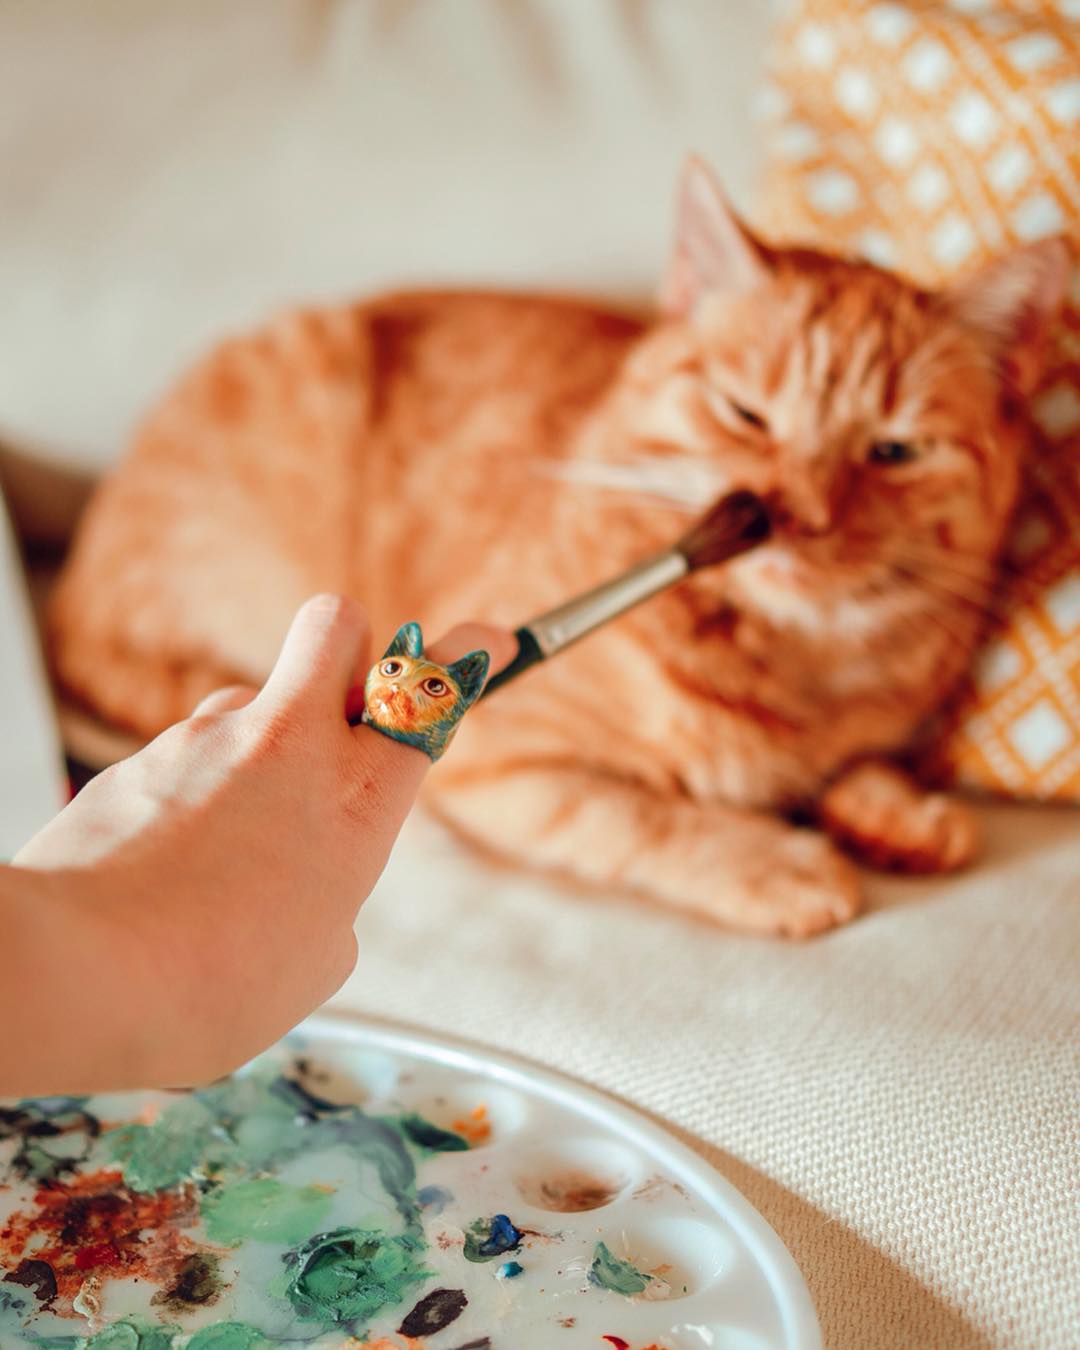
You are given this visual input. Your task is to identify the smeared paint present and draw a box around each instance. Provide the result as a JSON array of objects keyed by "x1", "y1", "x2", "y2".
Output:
[
  {"x1": 417, "y1": 1184, "x2": 453, "y2": 1215},
  {"x1": 0, "y1": 1100, "x2": 100, "y2": 1184},
  {"x1": 106, "y1": 1097, "x2": 224, "y2": 1193},
  {"x1": 450, "y1": 1339, "x2": 493, "y2": 1350},
  {"x1": 601, "y1": 1338, "x2": 630, "y2": 1350},
  {"x1": 398, "y1": 1284, "x2": 468, "y2": 1335},
  {"x1": 496, "y1": 1260, "x2": 524, "y2": 1279},
  {"x1": 0, "y1": 1168, "x2": 206, "y2": 1315},
  {"x1": 201, "y1": 1178, "x2": 332, "y2": 1246},
  {"x1": 282, "y1": 1227, "x2": 430, "y2": 1324},
  {"x1": 463, "y1": 1214, "x2": 523, "y2": 1262},
  {"x1": 151, "y1": 1252, "x2": 223, "y2": 1312},
  {"x1": 397, "y1": 1113, "x2": 470, "y2": 1153},
  {"x1": 589, "y1": 1242, "x2": 653, "y2": 1296}
]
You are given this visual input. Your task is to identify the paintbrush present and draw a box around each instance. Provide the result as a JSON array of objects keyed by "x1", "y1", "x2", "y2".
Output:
[{"x1": 481, "y1": 488, "x2": 770, "y2": 698}]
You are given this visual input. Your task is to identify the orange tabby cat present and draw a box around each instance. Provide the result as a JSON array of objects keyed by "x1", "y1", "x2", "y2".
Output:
[{"x1": 50, "y1": 158, "x2": 1069, "y2": 936}]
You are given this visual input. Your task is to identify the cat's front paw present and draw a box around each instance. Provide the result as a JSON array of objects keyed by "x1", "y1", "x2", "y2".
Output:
[
  {"x1": 681, "y1": 825, "x2": 862, "y2": 938},
  {"x1": 821, "y1": 763, "x2": 978, "y2": 874},
  {"x1": 746, "y1": 830, "x2": 863, "y2": 938}
]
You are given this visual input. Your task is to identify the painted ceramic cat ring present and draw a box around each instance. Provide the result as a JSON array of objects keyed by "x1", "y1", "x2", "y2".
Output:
[{"x1": 360, "y1": 622, "x2": 490, "y2": 761}]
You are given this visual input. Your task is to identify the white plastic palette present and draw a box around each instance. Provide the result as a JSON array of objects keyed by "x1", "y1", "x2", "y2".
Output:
[{"x1": 0, "y1": 1014, "x2": 820, "y2": 1349}]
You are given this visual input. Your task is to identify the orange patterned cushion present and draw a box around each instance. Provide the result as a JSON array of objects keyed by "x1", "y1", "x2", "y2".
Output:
[{"x1": 758, "y1": 0, "x2": 1080, "y2": 801}]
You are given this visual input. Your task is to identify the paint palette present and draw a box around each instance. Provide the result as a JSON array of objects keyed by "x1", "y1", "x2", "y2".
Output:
[{"x1": 0, "y1": 1015, "x2": 820, "y2": 1349}]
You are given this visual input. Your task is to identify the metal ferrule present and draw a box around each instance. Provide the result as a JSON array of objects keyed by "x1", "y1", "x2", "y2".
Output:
[{"x1": 528, "y1": 550, "x2": 688, "y2": 657}]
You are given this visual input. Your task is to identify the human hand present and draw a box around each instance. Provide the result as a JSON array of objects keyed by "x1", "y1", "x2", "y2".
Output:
[{"x1": 6, "y1": 595, "x2": 514, "y2": 1095}]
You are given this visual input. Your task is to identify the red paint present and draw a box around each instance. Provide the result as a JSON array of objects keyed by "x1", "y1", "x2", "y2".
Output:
[
  {"x1": 602, "y1": 1339, "x2": 630, "y2": 1350},
  {"x1": 0, "y1": 1168, "x2": 210, "y2": 1317}
]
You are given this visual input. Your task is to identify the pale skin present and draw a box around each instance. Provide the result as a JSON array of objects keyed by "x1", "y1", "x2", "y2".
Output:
[{"x1": 0, "y1": 594, "x2": 514, "y2": 1099}]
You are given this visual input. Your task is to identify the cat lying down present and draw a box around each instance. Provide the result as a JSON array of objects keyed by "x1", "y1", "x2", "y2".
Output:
[{"x1": 49, "y1": 157, "x2": 1069, "y2": 936}]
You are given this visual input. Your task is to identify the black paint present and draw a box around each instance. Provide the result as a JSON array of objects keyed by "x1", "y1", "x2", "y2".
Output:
[
  {"x1": 399, "y1": 1112, "x2": 470, "y2": 1153},
  {"x1": 3, "y1": 1259, "x2": 57, "y2": 1304},
  {"x1": 0, "y1": 1100, "x2": 100, "y2": 1184},
  {"x1": 452, "y1": 1340, "x2": 493, "y2": 1350},
  {"x1": 399, "y1": 1286, "x2": 468, "y2": 1335}
]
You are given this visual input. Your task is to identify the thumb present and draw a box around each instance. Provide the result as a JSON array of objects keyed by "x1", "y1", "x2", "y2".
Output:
[{"x1": 341, "y1": 620, "x2": 515, "y2": 847}]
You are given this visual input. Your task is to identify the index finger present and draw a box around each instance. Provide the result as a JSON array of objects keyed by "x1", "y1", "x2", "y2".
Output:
[{"x1": 256, "y1": 594, "x2": 371, "y2": 723}]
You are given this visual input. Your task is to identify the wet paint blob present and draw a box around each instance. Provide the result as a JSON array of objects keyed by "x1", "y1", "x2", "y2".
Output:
[
  {"x1": 601, "y1": 1338, "x2": 630, "y2": 1350},
  {"x1": 589, "y1": 1242, "x2": 653, "y2": 1297},
  {"x1": 398, "y1": 1285, "x2": 468, "y2": 1335},
  {"x1": 2, "y1": 1258, "x2": 57, "y2": 1304},
  {"x1": 497, "y1": 1260, "x2": 524, "y2": 1279},
  {"x1": 283, "y1": 1226, "x2": 430, "y2": 1324},
  {"x1": 463, "y1": 1214, "x2": 524, "y2": 1262}
]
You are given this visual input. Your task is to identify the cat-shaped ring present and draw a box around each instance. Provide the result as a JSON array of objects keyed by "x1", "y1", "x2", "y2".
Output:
[{"x1": 359, "y1": 622, "x2": 490, "y2": 761}]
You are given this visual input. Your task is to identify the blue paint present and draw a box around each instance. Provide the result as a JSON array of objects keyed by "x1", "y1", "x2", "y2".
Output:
[
  {"x1": 463, "y1": 1213, "x2": 524, "y2": 1262},
  {"x1": 417, "y1": 1184, "x2": 453, "y2": 1215},
  {"x1": 496, "y1": 1260, "x2": 524, "y2": 1279}
]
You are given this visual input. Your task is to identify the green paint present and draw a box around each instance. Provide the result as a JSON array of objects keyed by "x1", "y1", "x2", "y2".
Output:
[
  {"x1": 283, "y1": 1226, "x2": 429, "y2": 1325},
  {"x1": 84, "y1": 1327, "x2": 140, "y2": 1350},
  {"x1": 106, "y1": 1097, "x2": 232, "y2": 1192},
  {"x1": 588, "y1": 1241, "x2": 653, "y2": 1296},
  {"x1": 396, "y1": 1112, "x2": 469, "y2": 1153},
  {"x1": 202, "y1": 1178, "x2": 333, "y2": 1246},
  {"x1": 82, "y1": 1322, "x2": 181, "y2": 1350},
  {"x1": 185, "y1": 1324, "x2": 266, "y2": 1350}
]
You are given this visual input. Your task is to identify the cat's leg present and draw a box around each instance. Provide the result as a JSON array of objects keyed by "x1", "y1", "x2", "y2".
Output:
[
  {"x1": 429, "y1": 764, "x2": 862, "y2": 937},
  {"x1": 819, "y1": 759, "x2": 978, "y2": 873}
]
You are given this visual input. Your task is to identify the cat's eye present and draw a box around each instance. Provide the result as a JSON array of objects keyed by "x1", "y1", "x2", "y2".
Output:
[
  {"x1": 868, "y1": 440, "x2": 919, "y2": 466},
  {"x1": 730, "y1": 400, "x2": 768, "y2": 431},
  {"x1": 422, "y1": 677, "x2": 449, "y2": 697},
  {"x1": 380, "y1": 659, "x2": 403, "y2": 676},
  {"x1": 705, "y1": 386, "x2": 768, "y2": 434}
]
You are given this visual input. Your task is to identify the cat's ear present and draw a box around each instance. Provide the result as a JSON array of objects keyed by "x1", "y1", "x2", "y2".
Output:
[
  {"x1": 384, "y1": 621, "x2": 424, "y2": 660},
  {"x1": 943, "y1": 236, "x2": 1072, "y2": 395},
  {"x1": 661, "y1": 155, "x2": 771, "y2": 316},
  {"x1": 448, "y1": 649, "x2": 490, "y2": 706}
]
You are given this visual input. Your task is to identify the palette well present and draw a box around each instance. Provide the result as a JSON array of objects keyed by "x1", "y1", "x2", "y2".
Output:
[{"x1": 0, "y1": 1015, "x2": 820, "y2": 1348}]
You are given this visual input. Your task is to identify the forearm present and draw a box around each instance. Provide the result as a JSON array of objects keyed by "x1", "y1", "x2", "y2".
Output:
[{"x1": 0, "y1": 864, "x2": 171, "y2": 1096}]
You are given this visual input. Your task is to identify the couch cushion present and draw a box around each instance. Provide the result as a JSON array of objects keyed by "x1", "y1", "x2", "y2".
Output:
[{"x1": 757, "y1": 0, "x2": 1080, "y2": 803}]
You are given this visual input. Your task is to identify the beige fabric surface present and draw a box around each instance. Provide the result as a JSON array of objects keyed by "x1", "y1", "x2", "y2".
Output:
[{"x1": 331, "y1": 802, "x2": 1080, "y2": 1349}]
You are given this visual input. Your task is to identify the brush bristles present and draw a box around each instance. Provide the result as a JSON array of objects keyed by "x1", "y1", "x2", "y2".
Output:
[{"x1": 677, "y1": 489, "x2": 771, "y2": 570}]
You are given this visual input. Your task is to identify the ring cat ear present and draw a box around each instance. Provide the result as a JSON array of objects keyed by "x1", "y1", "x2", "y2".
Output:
[
  {"x1": 660, "y1": 155, "x2": 772, "y2": 316},
  {"x1": 447, "y1": 650, "x2": 490, "y2": 706},
  {"x1": 385, "y1": 621, "x2": 424, "y2": 659},
  {"x1": 942, "y1": 236, "x2": 1072, "y2": 396}
]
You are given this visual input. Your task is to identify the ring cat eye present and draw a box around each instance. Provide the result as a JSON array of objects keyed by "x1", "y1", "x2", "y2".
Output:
[{"x1": 868, "y1": 440, "x2": 918, "y2": 465}]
